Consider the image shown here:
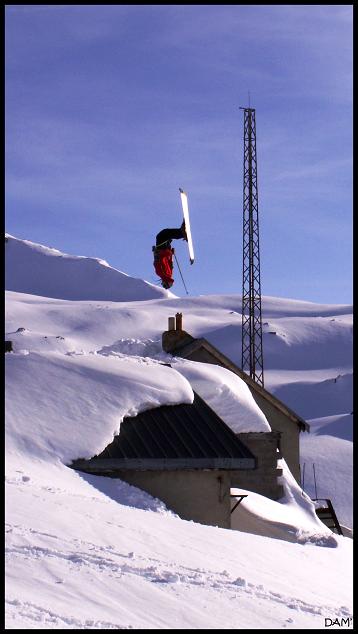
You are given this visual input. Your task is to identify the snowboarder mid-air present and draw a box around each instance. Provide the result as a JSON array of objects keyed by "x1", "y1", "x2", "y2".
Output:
[{"x1": 153, "y1": 222, "x2": 187, "y2": 289}]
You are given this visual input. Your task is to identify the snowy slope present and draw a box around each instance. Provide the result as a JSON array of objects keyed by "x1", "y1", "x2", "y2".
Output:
[
  {"x1": 5, "y1": 233, "x2": 174, "y2": 301},
  {"x1": 5, "y1": 236, "x2": 353, "y2": 629},
  {"x1": 6, "y1": 289, "x2": 352, "y2": 526}
]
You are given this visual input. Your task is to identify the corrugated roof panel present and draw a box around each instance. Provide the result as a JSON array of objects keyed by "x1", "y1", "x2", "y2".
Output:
[
  {"x1": 195, "y1": 404, "x2": 246, "y2": 458},
  {"x1": 180, "y1": 402, "x2": 233, "y2": 457},
  {"x1": 95, "y1": 393, "x2": 255, "y2": 463},
  {"x1": 172, "y1": 404, "x2": 220, "y2": 458},
  {"x1": 150, "y1": 408, "x2": 198, "y2": 458},
  {"x1": 125, "y1": 413, "x2": 166, "y2": 458}
]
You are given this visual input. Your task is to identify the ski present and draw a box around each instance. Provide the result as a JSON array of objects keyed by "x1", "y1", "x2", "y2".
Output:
[{"x1": 179, "y1": 188, "x2": 194, "y2": 264}]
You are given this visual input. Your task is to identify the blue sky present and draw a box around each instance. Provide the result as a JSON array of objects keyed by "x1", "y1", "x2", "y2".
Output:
[{"x1": 5, "y1": 5, "x2": 353, "y2": 303}]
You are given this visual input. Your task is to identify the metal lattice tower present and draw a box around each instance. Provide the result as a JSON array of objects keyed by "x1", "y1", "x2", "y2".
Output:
[{"x1": 240, "y1": 107, "x2": 264, "y2": 387}]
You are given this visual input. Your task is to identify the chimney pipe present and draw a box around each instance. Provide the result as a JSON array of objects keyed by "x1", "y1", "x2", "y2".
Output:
[
  {"x1": 168, "y1": 317, "x2": 176, "y2": 331},
  {"x1": 175, "y1": 312, "x2": 183, "y2": 331}
]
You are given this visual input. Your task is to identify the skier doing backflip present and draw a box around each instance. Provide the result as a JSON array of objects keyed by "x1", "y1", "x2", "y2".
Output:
[{"x1": 153, "y1": 221, "x2": 187, "y2": 289}]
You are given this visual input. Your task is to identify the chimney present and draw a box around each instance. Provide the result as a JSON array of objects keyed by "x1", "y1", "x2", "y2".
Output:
[
  {"x1": 162, "y1": 313, "x2": 193, "y2": 353},
  {"x1": 175, "y1": 312, "x2": 183, "y2": 331}
]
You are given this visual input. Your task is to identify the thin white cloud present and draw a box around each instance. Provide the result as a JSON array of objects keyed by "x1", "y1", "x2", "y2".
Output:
[{"x1": 270, "y1": 157, "x2": 352, "y2": 183}]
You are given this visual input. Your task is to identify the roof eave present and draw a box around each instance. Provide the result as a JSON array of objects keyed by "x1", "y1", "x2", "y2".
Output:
[{"x1": 70, "y1": 456, "x2": 257, "y2": 472}]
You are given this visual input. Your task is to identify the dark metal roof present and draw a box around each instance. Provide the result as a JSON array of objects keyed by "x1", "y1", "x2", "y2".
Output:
[{"x1": 71, "y1": 392, "x2": 256, "y2": 472}]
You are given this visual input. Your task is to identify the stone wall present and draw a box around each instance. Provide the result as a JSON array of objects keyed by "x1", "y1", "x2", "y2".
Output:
[
  {"x1": 234, "y1": 432, "x2": 284, "y2": 500},
  {"x1": 248, "y1": 392, "x2": 301, "y2": 483},
  {"x1": 117, "y1": 469, "x2": 233, "y2": 528}
]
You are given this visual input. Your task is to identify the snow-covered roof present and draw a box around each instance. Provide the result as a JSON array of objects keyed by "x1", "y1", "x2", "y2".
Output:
[
  {"x1": 164, "y1": 331, "x2": 310, "y2": 431},
  {"x1": 72, "y1": 391, "x2": 257, "y2": 471},
  {"x1": 172, "y1": 358, "x2": 271, "y2": 434}
]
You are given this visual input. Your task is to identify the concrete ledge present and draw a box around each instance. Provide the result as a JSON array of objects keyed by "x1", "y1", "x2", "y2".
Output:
[{"x1": 71, "y1": 456, "x2": 257, "y2": 472}]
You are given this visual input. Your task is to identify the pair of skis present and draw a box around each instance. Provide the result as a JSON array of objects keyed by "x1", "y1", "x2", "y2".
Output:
[
  {"x1": 179, "y1": 188, "x2": 194, "y2": 265},
  {"x1": 164, "y1": 188, "x2": 194, "y2": 295}
]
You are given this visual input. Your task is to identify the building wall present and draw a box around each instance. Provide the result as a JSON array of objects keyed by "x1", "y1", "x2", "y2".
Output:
[
  {"x1": 248, "y1": 392, "x2": 301, "y2": 483},
  {"x1": 234, "y1": 432, "x2": 284, "y2": 500},
  {"x1": 117, "y1": 469, "x2": 233, "y2": 528}
]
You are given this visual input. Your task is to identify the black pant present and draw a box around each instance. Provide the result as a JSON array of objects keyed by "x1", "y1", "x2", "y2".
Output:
[{"x1": 156, "y1": 228, "x2": 183, "y2": 248}]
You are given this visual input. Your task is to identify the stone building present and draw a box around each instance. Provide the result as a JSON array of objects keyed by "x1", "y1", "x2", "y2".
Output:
[
  {"x1": 71, "y1": 392, "x2": 257, "y2": 529},
  {"x1": 71, "y1": 313, "x2": 312, "y2": 530},
  {"x1": 162, "y1": 314, "x2": 309, "y2": 485}
]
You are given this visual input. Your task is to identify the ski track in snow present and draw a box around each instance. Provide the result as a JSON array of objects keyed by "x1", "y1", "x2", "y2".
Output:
[
  {"x1": 5, "y1": 598, "x2": 132, "y2": 630},
  {"x1": 6, "y1": 522, "x2": 351, "y2": 629}
]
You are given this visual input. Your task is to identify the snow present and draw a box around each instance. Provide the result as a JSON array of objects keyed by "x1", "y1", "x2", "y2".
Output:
[
  {"x1": 231, "y1": 459, "x2": 342, "y2": 546},
  {"x1": 5, "y1": 233, "x2": 175, "y2": 301},
  {"x1": 5, "y1": 235, "x2": 353, "y2": 629},
  {"x1": 172, "y1": 358, "x2": 271, "y2": 433},
  {"x1": 299, "y1": 423, "x2": 353, "y2": 529},
  {"x1": 5, "y1": 351, "x2": 193, "y2": 465}
]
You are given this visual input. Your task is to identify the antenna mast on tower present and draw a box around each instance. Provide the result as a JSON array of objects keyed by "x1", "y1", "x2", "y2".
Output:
[{"x1": 239, "y1": 105, "x2": 264, "y2": 386}]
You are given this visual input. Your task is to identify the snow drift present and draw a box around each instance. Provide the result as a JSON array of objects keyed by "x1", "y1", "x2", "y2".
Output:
[{"x1": 5, "y1": 233, "x2": 174, "y2": 301}]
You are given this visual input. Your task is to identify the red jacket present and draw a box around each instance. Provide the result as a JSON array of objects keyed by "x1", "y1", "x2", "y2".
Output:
[{"x1": 153, "y1": 247, "x2": 174, "y2": 287}]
